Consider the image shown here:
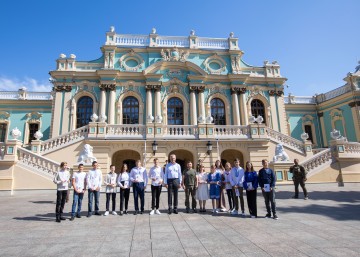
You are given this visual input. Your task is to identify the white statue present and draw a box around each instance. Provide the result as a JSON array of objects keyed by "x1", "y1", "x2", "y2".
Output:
[
  {"x1": 273, "y1": 144, "x2": 290, "y2": 162},
  {"x1": 77, "y1": 144, "x2": 97, "y2": 164}
]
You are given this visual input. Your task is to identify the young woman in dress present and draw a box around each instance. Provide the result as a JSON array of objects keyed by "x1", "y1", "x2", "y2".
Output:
[
  {"x1": 208, "y1": 165, "x2": 221, "y2": 214},
  {"x1": 215, "y1": 160, "x2": 227, "y2": 212},
  {"x1": 196, "y1": 164, "x2": 209, "y2": 212},
  {"x1": 117, "y1": 163, "x2": 130, "y2": 215}
]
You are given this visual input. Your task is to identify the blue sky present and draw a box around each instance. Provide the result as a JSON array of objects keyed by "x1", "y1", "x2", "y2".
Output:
[{"x1": 0, "y1": 0, "x2": 359, "y2": 96}]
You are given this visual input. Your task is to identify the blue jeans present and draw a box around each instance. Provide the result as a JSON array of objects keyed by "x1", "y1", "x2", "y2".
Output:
[
  {"x1": 71, "y1": 192, "x2": 84, "y2": 217},
  {"x1": 133, "y1": 182, "x2": 145, "y2": 211},
  {"x1": 88, "y1": 189, "x2": 100, "y2": 214}
]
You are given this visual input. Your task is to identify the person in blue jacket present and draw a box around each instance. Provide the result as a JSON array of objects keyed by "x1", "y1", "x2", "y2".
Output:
[
  {"x1": 258, "y1": 159, "x2": 278, "y2": 220},
  {"x1": 243, "y1": 161, "x2": 258, "y2": 218}
]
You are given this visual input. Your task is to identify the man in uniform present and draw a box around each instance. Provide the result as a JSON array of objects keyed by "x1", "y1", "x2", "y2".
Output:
[
  {"x1": 182, "y1": 161, "x2": 198, "y2": 213},
  {"x1": 289, "y1": 159, "x2": 308, "y2": 200}
]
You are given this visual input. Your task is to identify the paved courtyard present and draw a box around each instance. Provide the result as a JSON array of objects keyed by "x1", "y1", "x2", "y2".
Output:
[{"x1": 0, "y1": 183, "x2": 359, "y2": 257}]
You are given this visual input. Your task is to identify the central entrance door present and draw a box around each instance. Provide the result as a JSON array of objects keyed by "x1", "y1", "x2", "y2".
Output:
[{"x1": 112, "y1": 150, "x2": 140, "y2": 173}]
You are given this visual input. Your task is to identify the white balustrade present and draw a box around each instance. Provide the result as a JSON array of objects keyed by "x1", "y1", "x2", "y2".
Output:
[
  {"x1": 163, "y1": 125, "x2": 198, "y2": 139},
  {"x1": 40, "y1": 125, "x2": 88, "y2": 153},
  {"x1": 18, "y1": 147, "x2": 60, "y2": 178},
  {"x1": 266, "y1": 127, "x2": 305, "y2": 154},
  {"x1": 106, "y1": 125, "x2": 146, "y2": 139},
  {"x1": 0, "y1": 92, "x2": 18, "y2": 99},
  {"x1": 197, "y1": 37, "x2": 229, "y2": 49},
  {"x1": 301, "y1": 149, "x2": 332, "y2": 173},
  {"x1": 156, "y1": 36, "x2": 189, "y2": 47},
  {"x1": 115, "y1": 34, "x2": 149, "y2": 47},
  {"x1": 214, "y1": 125, "x2": 249, "y2": 138}
]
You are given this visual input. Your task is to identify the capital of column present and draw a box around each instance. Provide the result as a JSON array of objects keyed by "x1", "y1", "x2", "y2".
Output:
[
  {"x1": 100, "y1": 84, "x2": 116, "y2": 91},
  {"x1": 53, "y1": 83, "x2": 72, "y2": 92},
  {"x1": 189, "y1": 84, "x2": 205, "y2": 93},
  {"x1": 268, "y1": 90, "x2": 284, "y2": 96},
  {"x1": 231, "y1": 87, "x2": 246, "y2": 95},
  {"x1": 349, "y1": 101, "x2": 360, "y2": 108}
]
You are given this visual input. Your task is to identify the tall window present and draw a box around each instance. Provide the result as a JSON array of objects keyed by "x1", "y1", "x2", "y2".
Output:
[
  {"x1": 0, "y1": 123, "x2": 7, "y2": 142},
  {"x1": 167, "y1": 97, "x2": 183, "y2": 125},
  {"x1": 76, "y1": 96, "x2": 93, "y2": 128},
  {"x1": 29, "y1": 123, "x2": 39, "y2": 143},
  {"x1": 123, "y1": 96, "x2": 139, "y2": 124},
  {"x1": 251, "y1": 99, "x2": 266, "y2": 124},
  {"x1": 211, "y1": 98, "x2": 226, "y2": 125},
  {"x1": 304, "y1": 125, "x2": 313, "y2": 144}
]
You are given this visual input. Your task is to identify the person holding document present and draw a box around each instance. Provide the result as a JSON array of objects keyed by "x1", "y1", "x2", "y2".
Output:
[
  {"x1": 149, "y1": 158, "x2": 163, "y2": 215},
  {"x1": 258, "y1": 159, "x2": 278, "y2": 220},
  {"x1": 130, "y1": 160, "x2": 148, "y2": 215},
  {"x1": 117, "y1": 163, "x2": 131, "y2": 215},
  {"x1": 243, "y1": 161, "x2": 258, "y2": 218},
  {"x1": 104, "y1": 165, "x2": 117, "y2": 216},
  {"x1": 53, "y1": 161, "x2": 71, "y2": 222},
  {"x1": 87, "y1": 161, "x2": 102, "y2": 217},
  {"x1": 230, "y1": 158, "x2": 245, "y2": 216}
]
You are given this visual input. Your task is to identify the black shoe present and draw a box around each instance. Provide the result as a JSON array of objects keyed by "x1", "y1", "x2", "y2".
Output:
[
  {"x1": 56, "y1": 217, "x2": 61, "y2": 223},
  {"x1": 173, "y1": 209, "x2": 178, "y2": 214},
  {"x1": 60, "y1": 216, "x2": 66, "y2": 220},
  {"x1": 186, "y1": 208, "x2": 190, "y2": 213},
  {"x1": 134, "y1": 211, "x2": 138, "y2": 215},
  {"x1": 70, "y1": 216, "x2": 75, "y2": 221},
  {"x1": 265, "y1": 213, "x2": 271, "y2": 218},
  {"x1": 273, "y1": 214, "x2": 279, "y2": 220},
  {"x1": 193, "y1": 209, "x2": 197, "y2": 213},
  {"x1": 87, "y1": 213, "x2": 92, "y2": 218},
  {"x1": 292, "y1": 195, "x2": 299, "y2": 199},
  {"x1": 94, "y1": 212, "x2": 101, "y2": 216},
  {"x1": 140, "y1": 211, "x2": 143, "y2": 215},
  {"x1": 119, "y1": 211, "x2": 123, "y2": 216},
  {"x1": 124, "y1": 210, "x2": 128, "y2": 215},
  {"x1": 76, "y1": 214, "x2": 81, "y2": 218},
  {"x1": 168, "y1": 209, "x2": 172, "y2": 215}
]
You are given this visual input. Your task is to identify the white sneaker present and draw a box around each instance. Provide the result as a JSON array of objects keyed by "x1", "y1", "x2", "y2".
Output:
[
  {"x1": 155, "y1": 209, "x2": 161, "y2": 215},
  {"x1": 231, "y1": 210, "x2": 238, "y2": 215},
  {"x1": 221, "y1": 208, "x2": 227, "y2": 212},
  {"x1": 112, "y1": 211, "x2": 117, "y2": 215},
  {"x1": 215, "y1": 209, "x2": 219, "y2": 213},
  {"x1": 149, "y1": 210, "x2": 155, "y2": 215},
  {"x1": 104, "y1": 211, "x2": 109, "y2": 216},
  {"x1": 240, "y1": 212, "x2": 246, "y2": 216}
]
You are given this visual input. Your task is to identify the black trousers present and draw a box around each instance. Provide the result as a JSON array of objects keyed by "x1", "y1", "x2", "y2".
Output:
[
  {"x1": 55, "y1": 190, "x2": 68, "y2": 216},
  {"x1": 294, "y1": 180, "x2": 308, "y2": 197},
  {"x1": 184, "y1": 186, "x2": 197, "y2": 209},
  {"x1": 151, "y1": 185, "x2": 162, "y2": 210},
  {"x1": 120, "y1": 187, "x2": 130, "y2": 211},
  {"x1": 226, "y1": 189, "x2": 235, "y2": 210},
  {"x1": 167, "y1": 178, "x2": 179, "y2": 210},
  {"x1": 106, "y1": 192, "x2": 116, "y2": 211},
  {"x1": 232, "y1": 187, "x2": 245, "y2": 212},
  {"x1": 133, "y1": 182, "x2": 145, "y2": 211},
  {"x1": 246, "y1": 190, "x2": 257, "y2": 217},
  {"x1": 262, "y1": 190, "x2": 276, "y2": 215}
]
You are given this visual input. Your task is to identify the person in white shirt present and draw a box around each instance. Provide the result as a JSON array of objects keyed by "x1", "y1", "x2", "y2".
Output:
[
  {"x1": 149, "y1": 158, "x2": 164, "y2": 215},
  {"x1": 164, "y1": 154, "x2": 182, "y2": 214},
  {"x1": 104, "y1": 165, "x2": 117, "y2": 216},
  {"x1": 230, "y1": 158, "x2": 245, "y2": 216},
  {"x1": 87, "y1": 161, "x2": 102, "y2": 217},
  {"x1": 70, "y1": 164, "x2": 86, "y2": 221},
  {"x1": 223, "y1": 162, "x2": 235, "y2": 212},
  {"x1": 130, "y1": 160, "x2": 148, "y2": 215},
  {"x1": 117, "y1": 163, "x2": 131, "y2": 215},
  {"x1": 53, "y1": 161, "x2": 71, "y2": 222}
]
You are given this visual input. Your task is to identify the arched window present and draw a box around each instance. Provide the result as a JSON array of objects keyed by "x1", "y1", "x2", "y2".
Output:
[
  {"x1": 123, "y1": 96, "x2": 139, "y2": 124},
  {"x1": 251, "y1": 99, "x2": 266, "y2": 124},
  {"x1": 76, "y1": 96, "x2": 93, "y2": 128},
  {"x1": 167, "y1": 97, "x2": 183, "y2": 125},
  {"x1": 211, "y1": 98, "x2": 226, "y2": 125}
]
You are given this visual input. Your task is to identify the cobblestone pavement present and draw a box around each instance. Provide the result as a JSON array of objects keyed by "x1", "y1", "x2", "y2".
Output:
[{"x1": 0, "y1": 183, "x2": 359, "y2": 257}]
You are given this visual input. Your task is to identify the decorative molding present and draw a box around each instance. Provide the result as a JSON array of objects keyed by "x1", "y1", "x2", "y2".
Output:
[
  {"x1": 119, "y1": 49, "x2": 144, "y2": 72},
  {"x1": 206, "y1": 84, "x2": 227, "y2": 103},
  {"x1": 117, "y1": 82, "x2": 145, "y2": 103},
  {"x1": 269, "y1": 90, "x2": 284, "y2": 96},
  {"x1": 203, "y1": 54, "x2": 226, "y2": 74},
  {"x1": 231, "y1": 55, "x2": 242, "y2": 74},
  {"x1": 26, "y1": 111, "x2": 42, "y2": 123},
  {"x1": 231, "y1": 87, "x2": 246, "y2": 95},
  {"x1": 247, "y1": 85, "x2": 266, "y2": 101},
  {"x1": 99, "y1": 84, "x2": 116, "y2": 91},
  {"x1": 160, "y1": 47, "x2": 189, "y2": 62},
  {"x1": 348, "y1": 101, "x2": 360, "y2": 108},
  {"x1": 0, "y1": 111, "x2": 10, "y2": 121},
  {"x1": 53, "y1": 84, "x2": 72, "y2": 92}
]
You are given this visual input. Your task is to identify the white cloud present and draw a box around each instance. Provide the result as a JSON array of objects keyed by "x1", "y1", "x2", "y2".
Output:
[{"x1": 0, "y1": 76, "x2": 52, "y2": 92}]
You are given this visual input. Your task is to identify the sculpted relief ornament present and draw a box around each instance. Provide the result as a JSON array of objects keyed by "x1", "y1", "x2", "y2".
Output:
[
  {"x1": 119, "y1": 50, "x2": 144, "y2": 72},
  {"x1": 231, "y1": 55, "x2": 242, "y2": 74},
  {"x1": 161, "y1": 48, "x2": 189, "y2": 62}
]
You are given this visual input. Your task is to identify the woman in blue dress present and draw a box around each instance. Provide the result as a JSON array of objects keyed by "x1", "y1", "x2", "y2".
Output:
[
  {"x1": 243, "y1": 161, "x2": 258, "y2": 218},
  {"x1": 208, "y1": 165, "x2": 221, "y2": 214}
]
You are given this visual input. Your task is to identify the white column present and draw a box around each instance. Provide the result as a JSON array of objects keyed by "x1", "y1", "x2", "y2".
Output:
[
  {"x1": 198, "y1": 89, "x2": 205, "y2": 122},
  {"x1": 155, "y1": 86, "x2": 162, "y2": 120},
  {"x1": 146, "y1": 87, "x2": 153, "y2": 122},
  {"x1": 108, "y1": 89, "x2": 116, "y2": 124},
  {"x1": 239, "y1": 92, "x2": 248, "y2": 125},
  {"x1": 231, "y1": 90, "x2": 240, "y2": 125},
  {"x1": 190, "y1": 89, "x2": 197, "y2": 125},
  {"x1": 99, "y1": 88, "x2": 106, "y2": 117}
]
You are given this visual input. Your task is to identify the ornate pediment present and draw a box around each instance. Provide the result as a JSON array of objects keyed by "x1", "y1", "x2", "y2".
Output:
[
  {"x1": 161, "y1": 48, "x2": 189, "y2": 62},
  {"x1": 26, "y1": 111, "x2": 42, "y2": 122}
]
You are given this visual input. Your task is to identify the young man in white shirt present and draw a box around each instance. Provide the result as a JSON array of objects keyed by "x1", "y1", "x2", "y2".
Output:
[
  {"x1": 230, "y1": 158, "x2": 245, "y2": 216},
  {"x1": 87, "y1": 161, "x2": 102, "y2": 217},
  {"x1": 164, "y1": 154, "x2": 182, "y2": 214},
  {"x1": 70, "y1": 164, "x2": 86, "y2": 221},
  {"x1": 149, "y1": 158, "x2": 163, "y2": 215},
  {"x1": 104, "y1": 164, "x2": 117, "y2": 216},
  {"x1": 130, "y1": 160, "x2": 148, "y2": 215},
  {"x1": 53, "y1": 161, "x2": 71, "y2": 222}
]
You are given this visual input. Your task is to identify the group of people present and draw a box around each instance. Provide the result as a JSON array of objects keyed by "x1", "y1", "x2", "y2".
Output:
[{"x1": 53, "y1": 154, "x2": 308, "y2": 222}]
